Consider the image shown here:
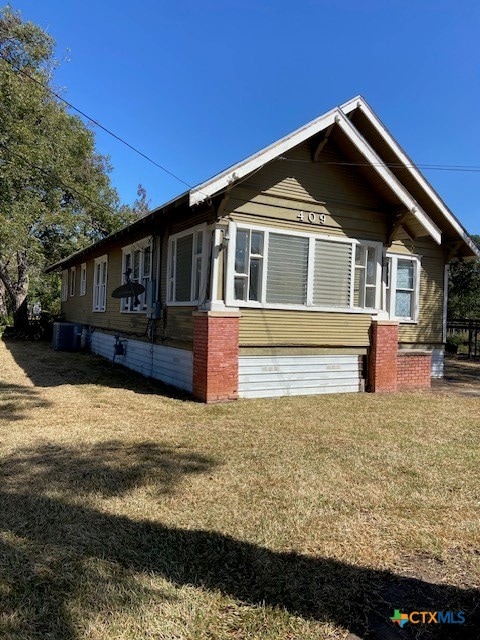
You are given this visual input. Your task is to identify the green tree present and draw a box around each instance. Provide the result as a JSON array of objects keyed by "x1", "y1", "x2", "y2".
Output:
[
  {"x1": 448, "y1": 234, "x2": 480, "y2": 319},
  {"x1": 0, "y1": 6, "x2": 138, "y2": 327}
]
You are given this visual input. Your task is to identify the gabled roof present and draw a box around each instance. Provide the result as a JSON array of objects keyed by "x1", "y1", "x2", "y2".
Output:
[
  {"x1": 190, "y1": 95, "x2": 479, "y2": 257},
  {"x1": 47, "y1": 96, "x2": 480, "y2": 272},
  {"x1": 340, "y1": 96, "x2": 479, "y2": 257}
]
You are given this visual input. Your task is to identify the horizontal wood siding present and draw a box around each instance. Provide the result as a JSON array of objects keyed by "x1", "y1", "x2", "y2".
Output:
[
  {"x1": 61, "y1": 240, "x2": 151, "y2": 334},
  {"x1": 164, "y1": 306, "x2": 195, "y2": 345},
  {"x1": 225, "y1": 142, "x2": 389, "y2": 243},
  {"x1": 61, "y1": 206, "x2": 215, "y2": 346},
  {"x1": 239, "y1": 310, "x2": 371, "y2": 346},
  {"x1": 90, "y1": 330, "x2": 193, "y2": 391},
  {"x1": 227, "y1": 141, "x2": 386, "y2": 349},
  {"x1": 238, "y1": 354, "x2": 363, "y2": 398},
  {"x1": 398, "y1": 252, "x2": 445, "y2": 345}
]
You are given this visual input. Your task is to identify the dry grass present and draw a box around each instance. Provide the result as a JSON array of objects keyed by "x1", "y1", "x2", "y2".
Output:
[{"x1": 0, "y1": 339, "x2": 479, "y2": 639}]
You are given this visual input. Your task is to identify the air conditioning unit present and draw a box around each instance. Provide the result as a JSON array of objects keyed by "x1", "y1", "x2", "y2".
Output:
[{"x1": 52, "y1": 322, "x2": 83, "y2": 351}]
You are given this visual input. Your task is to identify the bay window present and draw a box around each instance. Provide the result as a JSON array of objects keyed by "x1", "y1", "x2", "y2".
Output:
[{"x1": 227, "y1": 223, "x2": 381, "y2": 311}]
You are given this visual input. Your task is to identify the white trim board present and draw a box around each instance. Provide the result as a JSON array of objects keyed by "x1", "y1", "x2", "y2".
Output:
[
  {"x1": 340, "y1": 96, "x2": 480, "y2": 258},
  {"x1": 188, "y1": 96, "x2": 480, "y2": 254},
  {"x1": 189, "y1": 107, "x2": 339, "y2": 206},
  {"x1": 190, "y1": 105, "x2": 442, "y2": 242}
]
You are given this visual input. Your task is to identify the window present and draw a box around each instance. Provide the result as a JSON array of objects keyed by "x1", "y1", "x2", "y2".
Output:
[
  {"x1": 384, "y1": 254, "x2": 420, "y2": 322},
  {"x1": 234, "y1": 229, "x2": 264, "y2": 302},
  {"x1": 121, "y1": 238, "x2": 152, "y2": 312},
  {"x1": 69, "y1": 267, "x2": 76, "y2": 297},
  {"x1": 93, "y1": 255, "x2": 108, "y2": 312},
  {"x1": 314, "y1": 239, "x2": 352, "y2": 307},
  {"x1": 167, "y1": 225, "x2": 206, "y2": 304},
  {"x1": 61, "y1": 270, "x2": 68, "y2": 302},
  {"x1": 80, "y1": 263, "x2": 87, "y2": 296},
  {"x1": 267, "y1": 233, "x2": 308, "y2": 305},
  {"x1": 227, "y1": 223, "x2": 381, "y2": 311},
  {"x1": 354, "y1": 244, "x2": 378, "y2": 309}
]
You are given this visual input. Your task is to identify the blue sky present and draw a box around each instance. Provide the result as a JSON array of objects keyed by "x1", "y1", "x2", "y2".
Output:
[{"x1": 8, "y1": 0, "x2": 480, "y2": 234}]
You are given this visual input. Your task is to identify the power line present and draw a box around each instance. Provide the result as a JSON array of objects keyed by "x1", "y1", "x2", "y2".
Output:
[
  {"x1": 3, "y1": 51, "x2": 480, "y2": 182},
  {"x1": 0, "y1": 50, "x2": 196, "y2": 191},
  {"x1": 278, "y1": 157, "x2": 480, "y2": 173}
]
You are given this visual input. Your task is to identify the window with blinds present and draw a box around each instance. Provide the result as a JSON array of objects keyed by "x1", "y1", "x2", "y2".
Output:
[
  {"x1": 266, "y1": 233, "x2": 308, "y2": 305},
  {"x1": 229, "y1": 225, "x2": 381, "y2": 311},
  {"x1": 175, "y1": 234, "x2": 193, "y2": 302},
  {"x1": 313, "y1": 240, "x2": 352, "y2": 307}
]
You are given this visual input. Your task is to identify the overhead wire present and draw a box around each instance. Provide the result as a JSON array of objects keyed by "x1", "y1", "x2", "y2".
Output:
[
  {"x1": 0, "y1": 46, "x2": 212, "y2": 199},
  {"x1": 2, "y1": 44, "x2": 480, "y2": 192},
  {"x1": 2, "y1": 39, "x2": 478, "y2": 243},
  {"x1": 278, "y1": 157, "x2": 480, "y2": 173}
]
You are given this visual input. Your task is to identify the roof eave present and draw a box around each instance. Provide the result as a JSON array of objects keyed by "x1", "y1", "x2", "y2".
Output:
[
  {"x1": 189, "y1": 107, "x2": 339, "y2": 206},
  {"x1": 45, "y1": 191, "x2": 189, "y2": 273},
  {"x1": 340, "y1": 96, "x2": 480, "y2": 258}
]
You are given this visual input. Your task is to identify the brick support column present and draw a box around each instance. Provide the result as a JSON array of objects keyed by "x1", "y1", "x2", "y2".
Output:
[
  {"x1": 192, "y1": 311, "x2": 240, "y2": 403},
  {"x1": 368, "y1": 319, "x2": 399, "y2": 393}
]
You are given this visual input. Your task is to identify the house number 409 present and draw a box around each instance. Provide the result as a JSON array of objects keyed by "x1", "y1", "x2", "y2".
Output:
[{"x1": 297, "y1": 211, "x2": 326, "y2": 224}]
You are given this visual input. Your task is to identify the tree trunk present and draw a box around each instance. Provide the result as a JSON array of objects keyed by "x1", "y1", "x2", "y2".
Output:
[
  {"x1": 13, "y1": 294, "x2": 29, "y2": 329},
  {"x1": 0, "y1": 251, "x2": 29, "y2": 330},
  {"x1": 0, "y1": 279, "x2": 8, "y2": 317}
]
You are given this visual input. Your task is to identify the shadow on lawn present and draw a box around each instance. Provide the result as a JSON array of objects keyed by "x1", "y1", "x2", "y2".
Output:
[
  {"x1": 0, "y1": 381, "x2": 52, "y2": 422},
  {"x1": 0, "y1": 445, "x2": 478, "y2": 639},
  {"x1": 443, "y1": 357, "x2": 480, "y2": 385},
  {"x1": 2, "y1": 338, "x2": 191, "y2": 399}
]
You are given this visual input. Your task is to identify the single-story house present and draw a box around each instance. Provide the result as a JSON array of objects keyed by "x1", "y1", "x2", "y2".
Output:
[{"x1": 46, "y1": 96, "x2": 480, "y2": 402}]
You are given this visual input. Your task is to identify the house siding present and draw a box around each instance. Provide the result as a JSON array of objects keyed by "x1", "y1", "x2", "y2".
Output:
[
  {"x1": 60, "y1": 206, "x2": 215, "y2": 350},
  {"x1": 90, "y1": 330, "x2": 193, "y2": 391},
  {"x1": 238, "y1": 354, "x2": 363, "y2": 398},
  {"x1": 225, "y1": 143, "x2": 388, "y2": 242},
  {"x1": 222, "y1": 142, "x2": 446, "y2": 354},
  {"x1": 239, "y1": 310, "x2": 371, "y2": 347},
  {"x1": 61, "y1": 238, "x2": 151, "y2": 334},
  {"x1": 53, "y1": 112, "x2": 464, "y2": 400}
]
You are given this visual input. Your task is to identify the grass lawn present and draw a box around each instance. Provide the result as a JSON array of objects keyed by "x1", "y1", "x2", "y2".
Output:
[{"x1": 0, "y1": 339, "x2": 479, "y2": 639}]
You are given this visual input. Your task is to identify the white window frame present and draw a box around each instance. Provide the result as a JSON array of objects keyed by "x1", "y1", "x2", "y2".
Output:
[
  {"x1": 226, "y1": 222, "x2": 383, "y2": 313},
  {"x1": 80, "y1": 263, "x2": 87, "y2": 296},
  {"x1": 384, "y1": 253, "x2": 421, "y2": 323},
  {"x1": 69, "y1": 267, "x2": 76, "y2": 297},
  {"x1": 120, "y1": 237, "x2": 153, "y2": 313},
  {"x1": 61, "y1": 270, "x2": 69, "y2": 302},
  {"x1": 93, "y1": 254, "x2": 108, "y2": 312},
  {"x1": 353, "y1": 243, "x2": 380, "y2": 310},
  {"x1": 167, "y1": 223, "x2": 208, "y2": 306}
]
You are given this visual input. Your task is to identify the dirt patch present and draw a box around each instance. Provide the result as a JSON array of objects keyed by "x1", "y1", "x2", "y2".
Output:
[{"x1": 432, "y1": 356, "x2": 480, "y2": 396}]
